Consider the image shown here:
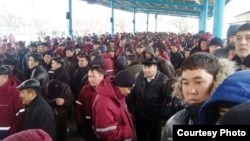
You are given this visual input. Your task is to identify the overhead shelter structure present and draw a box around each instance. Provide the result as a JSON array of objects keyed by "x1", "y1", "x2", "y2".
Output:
[{"x1": 67, "y1": 0, "x2": 231, "y2": 38}]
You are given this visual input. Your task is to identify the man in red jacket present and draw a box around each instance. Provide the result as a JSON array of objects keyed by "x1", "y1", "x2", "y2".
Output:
[
  {"x1": 92, "y1": 70, "x2": 135, "y2": 141},
  {"x1": 0, "y1": 65, "x2": 24, "y2": 140},
  {"x1": 76, "y1": 65, "x2": 105, "y2": 141}
]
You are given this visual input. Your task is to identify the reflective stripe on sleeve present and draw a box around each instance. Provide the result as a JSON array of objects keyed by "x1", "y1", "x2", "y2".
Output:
[
  {"x1": 85, "y1": 116, "x2": 91, "y2": 119},
  {"x1": 16, "y1": 108, "x2": 25, "y2": 116},
  {"x1": 75, "y1": 100, "x2": 82, "y2": 105},
  {"x1": 0, "y1": 127, "x2": 10, "y2": 130},
  {"x1": 95, "y1": 125, "x2": 117, "y2": 132}
]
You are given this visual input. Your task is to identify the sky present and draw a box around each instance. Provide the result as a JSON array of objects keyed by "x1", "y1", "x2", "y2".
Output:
[{"x1": 0, "y1": 0, "x2": 249, "y2": 39}]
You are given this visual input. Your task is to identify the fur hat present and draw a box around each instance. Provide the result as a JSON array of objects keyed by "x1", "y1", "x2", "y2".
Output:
[
  {"x1": 48, "y1": 79, "x2": 63, "y2": 98},
  {"x1": 113, "y1": 70, "x2": 135, "y2": 87},
  {"x1": 217, "y1": 101, "x2": 250, "y2": 125},
  {"x1": 52, "y1": 57, "x2": 64, "y2": 65},
  {"x1": 17, "y1": 79, "x2": 40, "y2": 90},
  {"x1": 209, "y1": 37, "x2": 223, "y2": 47}
]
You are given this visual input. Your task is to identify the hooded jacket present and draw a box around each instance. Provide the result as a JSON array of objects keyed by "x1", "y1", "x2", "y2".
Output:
[
  {"x1": 92, "y1": 78, "x2": 134, "y2": 141},
  {"x1": 0, "y1": 78, "x2": 24, "y2": 137},
  {"x1": 199, "y1": 70, "x2": 250, "y2": 125},
  {"x1": 162, "y1": 58, "x2": 236, "y2": 141}
]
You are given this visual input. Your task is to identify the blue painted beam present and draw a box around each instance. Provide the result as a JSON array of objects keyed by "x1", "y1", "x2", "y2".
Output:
[
  {"x1": 68, "y1": 0, "x2": 73, "y2": 38},
  {"x1": 111, "y1": 0, "x2": 114, "y2": 38},
  {"x1": 213, "y1": 0, "x2": 225, "y2": 38},
  {"x1": 97, "y1": 1, "x2": 213, "y2": 17},
  {"x1": 146, "y1": 12, "x2": 149, "y2": 32},
  {"x1": 123, "y1": 0, "x2": 213, "y2": 9},
  {"x1": 133, "y1": 8, "x2": 136, "y2": 34},
  {"x1": 202, "y1": 0, "x2": 208, "y2": 32}
]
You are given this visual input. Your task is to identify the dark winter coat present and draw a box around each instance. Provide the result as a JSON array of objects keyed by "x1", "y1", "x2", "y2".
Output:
[
  {"x1": 30, "y1": 65, "x2": 49, "y2": 86},
  {"x1": 22, "y1": 95, "x2": 57, "y2": 141},
  {"x1": 127, "y1": 70, "x2": 169, "y2": 123}
]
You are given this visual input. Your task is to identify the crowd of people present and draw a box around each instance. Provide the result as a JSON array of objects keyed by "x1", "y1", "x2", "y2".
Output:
[{"x1": 0, "y1": 22, "x2": 250, "y2": 141}]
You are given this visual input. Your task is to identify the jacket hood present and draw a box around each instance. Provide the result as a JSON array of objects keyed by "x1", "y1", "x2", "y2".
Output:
[
  {"x1": 95, "y1": 78, "x2": 123, "y2": 105},
  {"x1": 172, "y1": 58, "x2": 237, "y2": 103},
  {"x1": 199, "y1": 70, "x2": 250, "y2": 124}
]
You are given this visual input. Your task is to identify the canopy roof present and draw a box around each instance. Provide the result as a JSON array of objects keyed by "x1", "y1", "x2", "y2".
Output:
[{"x1": 82, "y1": 0, "x2": 231, "y2": 18}]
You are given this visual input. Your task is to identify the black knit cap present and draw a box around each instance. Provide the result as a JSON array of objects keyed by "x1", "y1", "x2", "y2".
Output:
[
  {"x1": 0, "y1": 65, "x2": 11, "y2": 75},
  {"x1": 113, "y1": 70, "x2": 135, "y2": 87},
  {"x1": 209, "y1": 37, "x2": 223, "y2": 47},
  {"x1": 48, "y1": 79, "x2": 63, "y2": 98}
]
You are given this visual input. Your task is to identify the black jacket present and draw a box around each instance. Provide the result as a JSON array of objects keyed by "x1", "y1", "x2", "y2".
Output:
[
  {"x1": 127, "y1": 70, "x2": 169, "y2": 123},
  {"x1": 22, "y1": 95, "x2": 57, "y2": 141},
  {"x1": 162, "y1": 103, "x2": 202, "y2": 141},
  {"x1": 30, "y1": 65, "x2": 49, "y2": 86}
]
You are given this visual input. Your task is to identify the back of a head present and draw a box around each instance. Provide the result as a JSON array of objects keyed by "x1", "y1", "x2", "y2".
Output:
[
  {"x1": 48, "y1": 79, "x2": 63, "y2": 98},
  {"x1": 217, "y1": 102, "x2": 250, "y2": 125}
]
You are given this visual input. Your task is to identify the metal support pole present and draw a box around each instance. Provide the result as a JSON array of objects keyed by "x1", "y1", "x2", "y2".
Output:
[
  {"x1": 202, "y1": 0, "x2": 208, "y2": 32},
  {"x1": 155, "y1": 14, "x2": 157, "y2": 32},
  {"x1": 146, "y1": 12, "x2": 149, "y2": 32},
  {"x1": 111, "y1": 0, "x2": 114, "y2": 38},
  {"x1": 68, "y1": 0, "x2": 73, "y2": 38},
  {"x1": 213, "y1": 0, "x2": 225, "y2": 38},
  {"x1": 133, "y1": 8, "x2": 136, "y2": 34}
]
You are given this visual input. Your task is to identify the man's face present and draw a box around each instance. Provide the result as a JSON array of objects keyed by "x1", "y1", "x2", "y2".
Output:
[
  {"x1": 200, "y1": 41, "x2": 208, "y2": 51},
  {"x1": 78, "y1": 57, "x2": 88, "y2": 68},
  {"x1": 28, "y1": 57, "x2": 38, "y2": 69},
  {"x1": 209, "y1": 45, "x2": 220, "y2": 54},
  {"x1": 65, "y1": 50, "x2": 74, "y2": 58},
  {"x1": 229, "y1": 36, "x2": 236, "y2": 45},
  {"x1": 51, "y1": 60, "x2": 61, "y2": 70},
  {"x1": 136, "y1": 47, "x2": 144, "y2": 55},
  {"x1": 143, "y1": 64, "x2": 157, "y2": 78},
  {"x1": 41, "y1": 45, "x2": 48, "y2": 53},
  {"x1": 20, "y1": 89, "x2": 34, "y2": 105},
  {"x1": 88, "y1": 70, "x2": 104, "y2": 87},
  {"x1": 184, "y1": 51, "x2": 191, "y2": 58},
  {"x1": 118, "y1": 87, "x2": 133, "y2": 96},
  {"x1": 235, "y1": 30, "x2": 250, "y2": 60},
  {"x1": 119, "y1": 39, "x2": 126, "y2": 47},
  {"x1": 44, "y1": 54, "x2": 52, "y2": 65},
  {"x1": 93, "y1": 44, "x2": 100, "y2": 50},
  {"x1": 181, "y1": 68, "x2": 214, "y2": 105},
  {"x1": 29, "y1": 47, "x2": 37, "y2": 53}
]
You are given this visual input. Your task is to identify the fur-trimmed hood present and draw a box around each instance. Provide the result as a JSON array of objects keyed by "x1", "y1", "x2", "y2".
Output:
[{"x1": 172, "y1": 58, "x2": 237, "y2": 103}]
